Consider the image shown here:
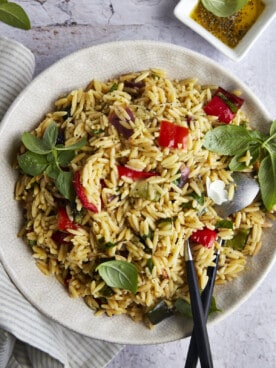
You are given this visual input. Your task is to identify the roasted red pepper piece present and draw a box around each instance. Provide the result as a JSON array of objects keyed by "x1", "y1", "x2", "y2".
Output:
[
  {"x1": 159, "y1": 120, "x2": 189, "y2": 149},
  {"x1": 73, "y1": 170, "x2": 99, "y2": 212},
  {"x1": 190, "y1": 228, "x2": 217, "y2": 248},
  {"x1": 204, "y1": 87, "x2": 244, "y2": 124},
  {"x1": 117, "y1": 165, "x2": 157, "y2": 180},
  {"x1": 57, "y1": 207, "x2": 78, "y2": 231}
]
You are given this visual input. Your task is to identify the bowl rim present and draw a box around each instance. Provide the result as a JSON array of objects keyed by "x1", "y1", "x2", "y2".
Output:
[{"x1": 0, "y1": 40, "x2": 275, "y2": 345}]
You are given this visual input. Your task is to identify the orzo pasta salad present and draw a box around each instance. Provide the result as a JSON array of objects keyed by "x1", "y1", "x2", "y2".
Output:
[{"x1": 15, "y1": 69, "x2": 275, "y2": 326}]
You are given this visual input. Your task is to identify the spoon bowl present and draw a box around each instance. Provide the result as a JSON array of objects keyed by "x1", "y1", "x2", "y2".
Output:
[{"x1": 214, "y1": 172, "x2": 260, "y2": 218}]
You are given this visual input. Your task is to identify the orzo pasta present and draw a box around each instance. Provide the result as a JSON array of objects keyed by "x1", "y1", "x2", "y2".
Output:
[{"x1": 15, "y1": 69, "x2": 274, "y2": 326}]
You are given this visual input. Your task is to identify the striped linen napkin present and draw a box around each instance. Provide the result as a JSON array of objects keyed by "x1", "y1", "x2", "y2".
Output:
[{"x1": 0, "y1": 36, "x2": 123, "y2": 368}]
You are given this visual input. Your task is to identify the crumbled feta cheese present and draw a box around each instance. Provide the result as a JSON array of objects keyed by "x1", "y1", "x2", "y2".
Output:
[{"x1": 206, "y1": 177, "x2": 228, "y2": 205}]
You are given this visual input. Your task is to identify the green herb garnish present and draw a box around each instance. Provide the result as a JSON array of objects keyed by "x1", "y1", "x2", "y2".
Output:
[
  {"x1": 17, "y1": 122, "x2": 86, "y2": 200},
  {"x1": 191, "y1": 191, "x2": 205, "y2": 206},
  {"x1": 97, "y1": 237, "x2": 117, "y2": 250},
  {"x1": 109, "y1": 83, "x2": 118, "y2": 92},
  {"x1": 0, "y1": 1, "x2": 31, "y2": 29},
  {"x1": 215, "y1": 219, "x2": 234, "y2": 229},
  {"x1": 96, "y1": 260, "x2": 138, "y2": 294},
  {"x1": 147, "y1": 258, "x2": 154, "y2": 272},
  {"x1": 175, "y1": 296, "x2": 221, "y2": 317},
  {"x1": 203, "y1": 121, "x2": 276, "y2": 211},
  {"x1": 174, "y1": 298, "x2": 193, "y2": 318},
  {"x1": 201, "y1": 0, "x2": 248, "y2": 17},
  {"x1": 226, "y1": 229, "x2": 250, "y2": 251}
]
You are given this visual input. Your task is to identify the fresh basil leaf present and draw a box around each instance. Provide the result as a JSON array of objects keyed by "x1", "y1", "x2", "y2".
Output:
[
  {"x1": 21, "y1": 132, "x2": 51, "y2": 154},
  {"x1": 45, "y1": 162, "x2": 60, "y2": 180},
  {"x1": 249, "y1": 144, "x2": 261, "y2": 164},
  {"x1": 203, "y1": 125, "x2": 255, "y2": 156},
  {"x1": 201, "y1": 0, "x2": 248, "y2": 17},
  {"x1": 229, "y1": 153, "x2": 247, "y2": 171},
  {"x1": 56, "y1": 137, "x2": 87, "y2": 151},
  {"x1": 229, "y1": 144, "x2": 260, "y2": 171},
  {"x1": 17, "y1": 151, "x2": 48, "y2": 176},
  {"x1": 0, "y1": 2, "x2": 31, "y2": 30},
  {"x1": 175, "y1": 296, "x2": 221, "y2": 318},
  {"x1": 267, "y1": 141, "x2": 276, "y2": 156},
  {"x1": 56, "y1": 171, "x2": 75, "y2": 200},
  {"x1": 248, "y1": 130, "x2": 267, "y2": 141},
  {"x1": 258, "y1": 154, "x2": 276, "y2": 211},
  {"x1": 47, "y1": 152, "x2": 56, "y2": 165},
  {"x1": 174, "y1": 298, "x2": 192, "y2": 318},
  {"x1": 209, "y1": 296, "x2": 222, "y2": 314},
  {"x1": 269, "y1": 120, "x2": 276, "y2": 137},
  {"x1": 57, "y1": 150, "x2": 75, "y2": 167},
  {"x1": 96, "y1": 260, "x2": 138, "y2": 293},
  {"x1": 42, "y1": 122, "x2": 58, "y2": 149}
]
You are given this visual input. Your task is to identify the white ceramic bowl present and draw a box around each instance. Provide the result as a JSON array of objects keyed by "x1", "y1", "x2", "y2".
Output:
[
  {"x1": 0, "y1": 41, "x2": 275, "y2": 344},
  {"x1": 174, "y1": 0, "x2": 276, "y2": 61}
]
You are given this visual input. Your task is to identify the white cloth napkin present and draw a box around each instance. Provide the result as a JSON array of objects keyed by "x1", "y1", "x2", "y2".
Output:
[{"x1": 0, "y1": 36, "x2": 123, "y2": 368}]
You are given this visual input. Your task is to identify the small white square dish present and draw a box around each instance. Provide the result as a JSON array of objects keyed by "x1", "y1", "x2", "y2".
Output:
[{"x1": 174, "y1": 0, "x2": 276, "y2": 61}]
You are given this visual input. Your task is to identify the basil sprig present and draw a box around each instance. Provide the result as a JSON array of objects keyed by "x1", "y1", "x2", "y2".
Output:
[
  {"x1": 18, "y1": 122, "x2": 86, "y2": 200},
  {"x1": 175, "y1": 297, "x2": 221, "y2": 318},
  {"x1": 201, "y1": 0, "x2": 248, "y2": 17},
  {"x1": 0, "y1": 1, "x2": 30, "y2": 30},
  {"x1": 203, "y1": 121, "x2": 276, "y2": 211},
  {"x1": 96, "y1": 260, "x2": 138, "y2": 294}
]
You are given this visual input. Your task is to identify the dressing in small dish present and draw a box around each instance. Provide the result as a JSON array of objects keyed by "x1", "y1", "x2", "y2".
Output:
[
  {"x1": 191, "y1": 0, "x2": 265, "y2": 49},
  {"x1": 174, "y1": 0, "x2": 276, "y2": 61}
]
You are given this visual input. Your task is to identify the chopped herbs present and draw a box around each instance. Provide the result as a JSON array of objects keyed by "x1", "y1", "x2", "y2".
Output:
[
  {"x1": 98, "y1": 237, "x2": 117, "y2": 250},
  {"x1": 146, "y1": 258, "x2": 154, "y2": 272}
]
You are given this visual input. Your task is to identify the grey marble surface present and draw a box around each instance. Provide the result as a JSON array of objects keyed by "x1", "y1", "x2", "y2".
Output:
[{"x1": 1, "y1": 1, "x2": 275, "y2": 367}]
